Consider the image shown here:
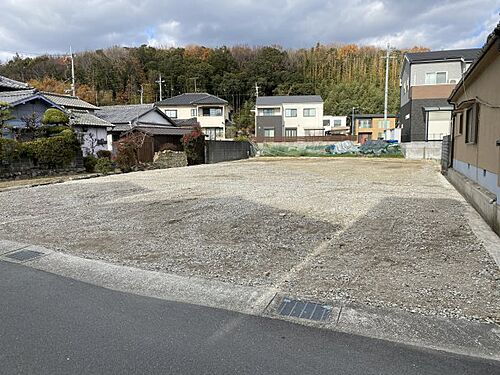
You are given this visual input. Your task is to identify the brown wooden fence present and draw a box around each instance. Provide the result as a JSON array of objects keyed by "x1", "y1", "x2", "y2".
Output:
[{"x1": 252, "y1": 135, "x2": 355, "y2": 143}]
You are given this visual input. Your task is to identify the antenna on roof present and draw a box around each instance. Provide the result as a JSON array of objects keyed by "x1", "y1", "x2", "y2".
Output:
[{"x1": 69, "y1": 46, "x2": 76, "y2": 97}]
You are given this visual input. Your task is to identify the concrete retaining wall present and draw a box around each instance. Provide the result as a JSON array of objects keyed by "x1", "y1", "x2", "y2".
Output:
[
  {"x1": 257, "y1": 141, "x2": 343, "y2": 148},
  {"x1": 401, "y1": 141, "x2": 442, "y2": 160},
  {"x1": 204, "y1": 140, "x2": 252, "y2": 164},
  {"x1": 446, "y1": 168, "x2": 500, "y2": 235}
]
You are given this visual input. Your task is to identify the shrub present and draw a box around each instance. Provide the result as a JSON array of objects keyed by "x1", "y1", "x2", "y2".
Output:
[
  {"x1": 182, "y1": 126, "x2": 205, "y2": 165},
  {"x1": 115, "y1": 134, "x2": 143, "y2": 172},
  {"x1": 94, "y1": 157, "x2": 113, "y2": 174},
  {"x1": 42, "y1": 108, "x2": 69, "y2": 125},
  {"x1": 38, "y1": 125, "x2": 70, "y2": 137},
  {"x1": 0, "y1": 138, "x2": 22, "y2": 163},
  {"x1": 234, "y1": 135, "x2": 250, "y2": 142},
  {"x1": 22, "y1": 129, "x2": 80, "y2": 167},
  {"x1": 96, "y1": 150, "x2": 112, "y2": 159},
  {"x1": 83, "y1": 155, "x2": 97, "y2": 172}
]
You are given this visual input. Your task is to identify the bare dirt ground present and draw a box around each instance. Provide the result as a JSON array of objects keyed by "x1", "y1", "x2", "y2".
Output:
[{"x1": 1, "y1": 157, "x2": 499, "y2": 323}]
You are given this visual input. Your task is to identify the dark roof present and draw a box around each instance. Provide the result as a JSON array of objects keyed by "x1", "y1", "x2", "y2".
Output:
[
  {"x1": 96, "y1": 104, "x2": 158, "y2": 123},
  {"x1": 256, "y1": 95, "x2": 323, "y2": 106},
  {"x1": 0, "y1": 89, "x2": 39, "y2": 105},
  {"x1": 69, "y1": 110, "x2": 113, "y2": 128},
  {"x1": 0, "y1": 75, "x2": 31, "y2": 91},
  {"x1": 127, "y1": 125, "x2": 191, "y2": 136},
  {"x1": 354, "y1": 114, "x2": 397, "y2": 119},
  {"x1": 450, "y1": 22, "x2": 500, "y2": 101},
  {"x1": 156, "y1": 93, "x2": 228, "y2": 106},
  {"x1": 0, "y1": 89, "x2": 99, "y2": 111},
  {"x1": 173, "y1": 118, "x2": 199, "y2": 127},
  {"x1": 405, "y1": 48, "x2": 481, "y2": 63},
  {"x1": 41, "y1": 92, "x2": 99, "y2": 110}
]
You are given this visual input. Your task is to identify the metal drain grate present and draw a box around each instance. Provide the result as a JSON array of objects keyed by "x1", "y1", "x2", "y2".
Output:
[
  {"x1": 5, "y1": 249, "x2": 44, "y2": 262},
  {"x1": 277, "y1": 297, "x2": 332, "y2": 321}
]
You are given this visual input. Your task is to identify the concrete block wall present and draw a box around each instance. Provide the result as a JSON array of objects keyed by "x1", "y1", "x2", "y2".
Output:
[
  {"x1": 204, "y1": 140, "x2": 252, "y2": 164},
  {"x1": 447, "y1": 168, "x2": 500, "y2": 236},
  {"x1": 401, "y1": 141, "x2": 443, "y2": 161}
]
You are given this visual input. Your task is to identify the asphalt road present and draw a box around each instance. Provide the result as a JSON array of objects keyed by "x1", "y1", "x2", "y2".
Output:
[{"x1": 1, "y1": 261, "x2": 498, "y2": 375}]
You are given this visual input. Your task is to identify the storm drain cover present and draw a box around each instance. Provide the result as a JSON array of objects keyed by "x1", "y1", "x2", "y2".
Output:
[
  {"x1": 5, "y1": 249, "x2": 44, "y2": 262},
  {"x1": 277, "y1": 297, "x2": 332, "y2": 321}
]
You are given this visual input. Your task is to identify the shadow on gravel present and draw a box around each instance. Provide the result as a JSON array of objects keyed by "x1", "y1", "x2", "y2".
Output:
[
  {"x1": 283, "y1": 197, "x2": 500, "y2": 323},
  {"x1": 0, "y1": 181, "x2": 339, "y2": 287}
]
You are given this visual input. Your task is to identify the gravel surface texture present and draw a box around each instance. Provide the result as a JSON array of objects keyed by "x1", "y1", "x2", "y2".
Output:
[{"x1": 1, "y1": 157, "x2": 498, "y2": 323}]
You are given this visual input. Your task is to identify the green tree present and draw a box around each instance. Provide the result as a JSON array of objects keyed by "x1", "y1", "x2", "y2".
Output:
[{"x1": 0, "y1": 102, "x2": 14, "y2": 137}]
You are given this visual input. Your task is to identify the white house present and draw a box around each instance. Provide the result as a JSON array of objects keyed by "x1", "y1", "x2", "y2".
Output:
[
  {"x1": 323, "y1": 115, "x2": 349, "y2": 135},
  {"x1": 155, "y1": 93, "x2": 231, "y2": 139},
  {"x1": 255, "y1": 95, "x2": 324, "y2": 138}
]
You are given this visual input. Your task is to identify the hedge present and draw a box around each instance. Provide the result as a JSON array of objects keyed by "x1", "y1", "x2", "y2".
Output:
[{"x1": 1, "y1": 129, "x2": 80, "y2": 167}]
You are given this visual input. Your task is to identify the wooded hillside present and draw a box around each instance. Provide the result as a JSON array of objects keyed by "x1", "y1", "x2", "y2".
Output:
[{"x1": 0, "y1": 44, "x2": 428, "y2": 119}]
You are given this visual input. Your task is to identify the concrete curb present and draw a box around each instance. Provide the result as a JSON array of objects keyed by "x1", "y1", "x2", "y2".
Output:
[
  {"x1": 0, "y1": 173, "x2": 105, "y2": 193},
  {"x1": 1, "y1": 238, "x2": 499, "y2": 361}
]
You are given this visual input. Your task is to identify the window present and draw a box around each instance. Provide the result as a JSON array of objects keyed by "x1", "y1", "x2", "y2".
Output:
[
  {"x1": 304, "y1": 129, "x2": 324, "y2": 137},
  {"x1": 425, "y1": 72, "x2": 448, "y2": 85},
  {"x1": 333, "y1": 119, "x2": 342, "y2": 127},
  {"x1": 426, "y1": 110, "x2": 451, "y2": 140},
  {"x1": 201, "y1": 107, "x2": 223, "y2": 117},
  {"x1": 454, "y1": 113, "x2": 463, "y2": 135},
  {"x1": 464, "y1": 104, "x2": 479, "y2": 144},
  {"x1": 376, "y1": 120, "x2": 391, "y2": 129},
  {"x1": 203, "y1": 127, "x2": 224, "y2": 140},
  {"x1": 264, "y1": 128, "x2": 275, "y2": 138},
  {"x1": 165, "y1": 109, "x2": 177, "y2": 118},
  {"x1": 258, "y1": 108, "x2": 280, "y2": 116},
  {"x1": 285, "y1": 128, "x2": 297, "y2": 137},
  {"x1": 285, "y1": 109, "x2": 297, "y2": 117},
  {"x1": 323, "y1": 119, "x2": 330, "y2": 127},
  {"x1": 303, "y1": 108, "x2": 316, "y2": 117},
  {"x1": 358, "y1": 119, "x2": 372, "y2": 128},
  {"x1": 191, "y1": 108, "x2": 197, "y2": 117}
]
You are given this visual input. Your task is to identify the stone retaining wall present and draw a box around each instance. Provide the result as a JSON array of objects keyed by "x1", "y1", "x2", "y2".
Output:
[
  {"x1": 153, "y1": 150, "x2": 188, "y2": 169},
  {"x1": 0, "y1": 157, "x2": 84, "y2": 180}
]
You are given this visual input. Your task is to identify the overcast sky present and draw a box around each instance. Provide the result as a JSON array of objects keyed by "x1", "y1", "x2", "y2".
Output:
[{"x1": 0, "y1": 0, "x2": 499, "y2": 61}]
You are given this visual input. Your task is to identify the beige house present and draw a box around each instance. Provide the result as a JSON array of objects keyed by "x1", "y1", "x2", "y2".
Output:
[
  {"x1": 447, "y1": 22, "x2": 500, "y2": 234},
  {"x1": 353, "y1": 114, "x2": 397, "y2": 144},
  {"x1": 155, "y1": 93, "x2": 231, "y2": 139}
]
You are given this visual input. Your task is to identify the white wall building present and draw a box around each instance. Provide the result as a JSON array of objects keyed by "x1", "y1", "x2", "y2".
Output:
[
  {"x1": 156, "y1": 93, "x2": 231, "y2": 139},
  {"x1": 255, "y1": 96, "x2": 324, "y2": 138},
  {"x1": 323, "y1": 116, "x2": 349, "y2": 135}
]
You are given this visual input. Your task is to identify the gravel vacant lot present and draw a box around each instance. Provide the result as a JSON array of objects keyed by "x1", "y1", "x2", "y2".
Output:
[{"x1": 1, "y1": 157, "x2": 499, "y2": 322}]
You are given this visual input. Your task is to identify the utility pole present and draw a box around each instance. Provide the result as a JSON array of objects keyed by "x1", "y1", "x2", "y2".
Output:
[
  {"x1": 156, "y1": 74, "x2": 165, "y2": 101},
  {"x1": 138, "y1": 85, "x2": 144, "y2": 104},
  {"x1": 351, "y1": 107, "x2": 358, "y2": 137},
  {"x1": 381, "y1": 44, "x2": 396, "y2": 123},
  {"x1": 69, "y1": 46, "x2": 76, "y2": 96},
  {"x1": 190, "y1": 77, "x2": 198, "y2": 93},
  {"x1": 255, "y1": 82, "x2": 260, "y2": 98}
]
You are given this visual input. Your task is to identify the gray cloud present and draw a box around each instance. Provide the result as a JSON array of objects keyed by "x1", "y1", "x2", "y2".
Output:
[{"x1": 0, "y1": 0, "x2": 498, "y2": 61}]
